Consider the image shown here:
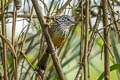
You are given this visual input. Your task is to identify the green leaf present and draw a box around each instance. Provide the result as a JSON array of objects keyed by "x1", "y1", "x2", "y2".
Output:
[{"x1": 97, "y1": 64, "x2": 120, "y2": 80}]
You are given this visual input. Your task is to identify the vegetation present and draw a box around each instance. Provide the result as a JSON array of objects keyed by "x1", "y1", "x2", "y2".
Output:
[{"x1": 0, "y1": 0, "x2": 120, "y2": 80}]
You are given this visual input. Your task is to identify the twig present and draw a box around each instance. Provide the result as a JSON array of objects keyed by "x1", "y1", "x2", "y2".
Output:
[
  {"x1": 96, "y1": 30, "x2": 113, "y2": 58},
  {"x1": 0, "y1": 35, "x2": 16, "y2": 58},
  {"x1": 20, "y1": 51, "x2": 36, "y2": 72},
  {"x1": 82, "y1": 0, "x2": 90, "y2": 80},
  {"x1": 21, "y1": 6, "x2": 34, "y2": 52},
  {"x1": 74, "y1": 66, "x2": 83, "y2": 80},
  {"x1": 88, "y1": 1, "x2": 102, "y2": 56},
  {"x1": 56, "y1": 0, "x2": 72, "y2": 15},
  {"x1": 107, "y1": 0, "x2": 120, "y2": 42}
]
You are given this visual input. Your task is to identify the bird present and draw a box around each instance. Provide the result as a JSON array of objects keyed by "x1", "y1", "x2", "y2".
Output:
[{"x1": 36, "y1": 15, "x2": 78, "y2": 77}]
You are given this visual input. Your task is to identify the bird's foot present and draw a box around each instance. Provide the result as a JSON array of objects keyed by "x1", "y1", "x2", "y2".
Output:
[
  {"x1": 52, "y1": 48, "x2": 58, "y2": 54},
  {"x1": 47, "y1": 48, "x2": 58, "y2": 54}
]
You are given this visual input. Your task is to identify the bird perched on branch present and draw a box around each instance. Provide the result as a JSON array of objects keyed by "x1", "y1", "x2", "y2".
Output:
[{"x1": 36, "y1": 15, "x2": 78, "y2": 77}]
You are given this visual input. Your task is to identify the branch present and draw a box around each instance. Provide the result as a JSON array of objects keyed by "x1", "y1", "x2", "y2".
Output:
[
  {"x1": 82, "y1": 0, "x2": 90, "y2": 80},
  {"x1": 31, "y1": 0, "x2": 65, "y2": 79},
  {"x1": 56, "y1": 0, "x2": 72, "y2": 15},
  {"x1": 0, "y1": 35, "x2": 17, "y2": 58},
  {"x1": 102, "y1": 0, "x2": 110, "y2": 79}
]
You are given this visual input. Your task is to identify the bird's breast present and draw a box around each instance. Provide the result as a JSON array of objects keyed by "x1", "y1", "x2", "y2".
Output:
[{"x1": 48, "y1": 26, "x2": 69, "y2": 47}]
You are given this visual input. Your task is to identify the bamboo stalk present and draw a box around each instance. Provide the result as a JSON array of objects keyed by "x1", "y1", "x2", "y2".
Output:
[
  {"x1": 83, "y1": 0, "x2": 89, "y2": 80},
  {"x1": 102, "y1": 0, "x2": 110, "y2": 80},
  {"x1": 1, "y1": 0, "x2": 8, "y2": 80},
  {"x1": 11, "y1": 1, "x2": 17, "y2": 80}
]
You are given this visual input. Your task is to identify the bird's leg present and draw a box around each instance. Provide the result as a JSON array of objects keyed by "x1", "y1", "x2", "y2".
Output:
[
  {"x1": 35, "y1": 53, "x2": 50, "y2": 79},
  {"x1": 48, "y1": 47, "x2": 58, "y2": 54}
]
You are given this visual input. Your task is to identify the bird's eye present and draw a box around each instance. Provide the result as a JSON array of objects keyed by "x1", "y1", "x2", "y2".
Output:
[{"x1": 67, "y1": 18, "x2": 70, "y2": 21}]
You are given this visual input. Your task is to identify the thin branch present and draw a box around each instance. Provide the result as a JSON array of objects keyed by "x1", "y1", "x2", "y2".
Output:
[
  {"x1": 56, "y1": 0, "x2": 72, "y2": 15},
  {"x1": 107, "y1": 0, "x2": 120, "y2": 42},
  {"x1": 88, "y1": 1, "x2": 102, "y2": 56},
  {"x1": 0, "y1": 13, "x2": 55, "y2": 19},
  {"x1": 0, "y1": 35, "x2": 17, "y2": 58},
  {"x1": 21, "y1": 6, "x2": 34, "y2": 52},
  {"x1": 82, "y1": 0, "x2": 90, "y2": 80},
  {"x1": 96, "y1": 30, "x2": 113, "y2": 58}
]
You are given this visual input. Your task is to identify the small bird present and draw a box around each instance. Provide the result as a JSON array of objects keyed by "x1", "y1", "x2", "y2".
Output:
[{"x1": 36, "y1": 15, "x2": 78, "y2": 77}]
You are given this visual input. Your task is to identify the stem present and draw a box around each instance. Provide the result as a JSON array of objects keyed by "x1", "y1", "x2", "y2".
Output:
[
  {"x1": 1, "y1": 0, "x2": 8, "y2": 80},
  {"x1": 83, "y1": 0, "x2": 89, "y2": 80},
  {"x1": 102, "y1": 0, "x2": 110, "y2": 79},
  {"x1": 11, "y1": 1, "x2": 17, "y2": 80}
]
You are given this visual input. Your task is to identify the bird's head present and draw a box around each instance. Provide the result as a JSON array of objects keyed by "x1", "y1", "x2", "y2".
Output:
[{"x1": 55, "y1": 15, "x2": 79, "y2": 27}]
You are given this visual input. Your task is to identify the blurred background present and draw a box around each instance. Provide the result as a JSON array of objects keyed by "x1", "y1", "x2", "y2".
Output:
[{"x1": 0, "y1": 0, "x2": 120, "y2": 80}]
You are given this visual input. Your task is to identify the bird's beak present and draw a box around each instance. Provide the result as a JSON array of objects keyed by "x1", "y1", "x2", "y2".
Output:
[
  {"x1": 73, "y1": 21, "x2": 79, "y2": 24},
  {"x1": 71, "y1": 21, "x2": 79, "y2": 26}
]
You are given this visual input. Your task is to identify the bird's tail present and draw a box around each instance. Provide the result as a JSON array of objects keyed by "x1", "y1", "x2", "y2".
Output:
[{"x1": 36, "y1": 47, "x2": 50, "y2": 78}]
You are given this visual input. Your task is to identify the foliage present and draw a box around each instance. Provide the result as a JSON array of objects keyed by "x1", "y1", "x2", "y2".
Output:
[{"x1": 0, "y1": 0, "x2": 120, "y2": 80}]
